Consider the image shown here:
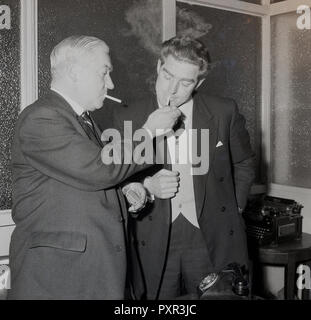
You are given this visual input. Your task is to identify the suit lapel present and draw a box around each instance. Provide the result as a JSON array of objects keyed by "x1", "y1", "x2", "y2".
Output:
[{"x1": 192, "y1": 94, "x2": 219, "y2": 219}]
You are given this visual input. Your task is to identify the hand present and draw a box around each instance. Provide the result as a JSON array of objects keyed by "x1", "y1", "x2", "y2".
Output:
[
  {"x1": 122, "y1": 183, "x2": 147, "y2": 213},
  {"x1": 143, "y1": 107, "x2": 181, "y2": 138},
  {"x1": 144, "y1": 169, "x2": 179, "y2": 199}
]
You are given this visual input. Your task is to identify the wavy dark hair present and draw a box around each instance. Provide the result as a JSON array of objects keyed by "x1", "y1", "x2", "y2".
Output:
[{"x1": 160, "y1": 36, "x2": 210, "y2": 79}]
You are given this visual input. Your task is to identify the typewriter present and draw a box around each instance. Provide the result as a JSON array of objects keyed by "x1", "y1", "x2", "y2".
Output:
[{"x1": 243, "y1": 195, "x2": 303, "y2": 246}]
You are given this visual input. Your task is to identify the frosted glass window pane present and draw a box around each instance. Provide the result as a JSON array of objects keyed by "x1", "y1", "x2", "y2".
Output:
[
  {"x1": 0, "y1": 0, "x2": 20, "y2": 210},
  {"x1": 271, "y1": 12, "x2": 311, "y2": 187},
  {"x1": 38, "y1": 0, "x2": 162, "y2": 129},
  {"x1": 38, "y1": 0, "x2": 161, "y2": 103},
  {"x1": 177, "y1": 3, "x2": 262, "y2": 182}
]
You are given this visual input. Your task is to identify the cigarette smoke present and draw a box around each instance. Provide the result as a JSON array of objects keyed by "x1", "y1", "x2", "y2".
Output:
[
  {"x1": 177, "y1": 8, "x2": 212, "y2": 39},
  {"x1": 124, "y1": 0, "x2": 162, "y2": 56},
  {"x1": 124, "y1": 0, "x2": 212, "y2": 56}
]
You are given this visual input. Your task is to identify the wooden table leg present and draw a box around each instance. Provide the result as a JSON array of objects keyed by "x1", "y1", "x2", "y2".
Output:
[{"x1": 285, "y1": 257, "x2": 296, "y2": 300}]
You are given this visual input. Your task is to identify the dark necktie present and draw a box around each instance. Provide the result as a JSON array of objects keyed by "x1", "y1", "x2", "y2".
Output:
[
  {"x1": 173, "y1": 112, "x2": 186, "y2": 138},
  {"x1": 78, "y1": 112, "x2": 103, "y2": 147},
  {"x1": 173, "y1": 113, "x2": 186, "y2": 165}
]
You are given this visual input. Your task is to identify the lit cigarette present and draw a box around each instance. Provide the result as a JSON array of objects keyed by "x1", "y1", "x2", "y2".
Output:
[
  {"x1": 166, "y1": 96, "x2": 171, "y2": 106},
  {"x1": 105, "y1": 94, "x2": 122, "y2": 104}
]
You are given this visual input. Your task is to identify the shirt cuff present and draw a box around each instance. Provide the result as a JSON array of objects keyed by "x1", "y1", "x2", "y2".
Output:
[
  {"x1": 143, "y1": 177, "x2": 155, "y2": 202},
  {"x1": 142, "y1": 126, "x2": 154, "y2": 139}
]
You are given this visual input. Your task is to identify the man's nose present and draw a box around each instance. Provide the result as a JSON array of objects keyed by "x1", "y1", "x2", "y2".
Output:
[
  {"x1": 106, "y1": 75, "x2": 114, "y2": 90},
  {"x1": 169, "y1": 80, "x2": 179, "y2": 95}
]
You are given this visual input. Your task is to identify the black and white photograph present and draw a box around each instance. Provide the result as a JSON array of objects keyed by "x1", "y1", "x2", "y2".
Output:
[{"x1": 1, "y1": 0, "x2": 311, "y2": 313}]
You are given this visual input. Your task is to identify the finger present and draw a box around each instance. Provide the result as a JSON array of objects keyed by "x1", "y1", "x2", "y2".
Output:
[
  {"x1": 133, "y1": 188, "x2": 146, "y2": 198},
  {"x1": 161, "y1": 181, "x2": 179, "y2": 188},
  {"x1": 159, "y1": 185, "x2": 179, "y2": 194},
  {"x1": 161, "y1": 176, "x2": 180, "y2": 183},
  {"x1": 171, "y1": 108, "x2": 181, "y2": 116},
  {"x1": 161, "y1": 106, "x2": 175, "y2": 112},
  {"x1": 162, "y1": 188, "x2": 179, "y2": 194},
  {"x1": 161, "y1": 193, "x2": 176, "y2": 199},
  {"x1": 159, "y1": 169, "x2": 179, "y2": 176}
]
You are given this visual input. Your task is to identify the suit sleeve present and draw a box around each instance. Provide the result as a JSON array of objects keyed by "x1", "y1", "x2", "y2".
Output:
[
  {"x1": 19, "y1": 107, "x2": 152, "y2": 191},
  {"x1": 229, "y1": 101, "x2": 256, "y2": 210}
]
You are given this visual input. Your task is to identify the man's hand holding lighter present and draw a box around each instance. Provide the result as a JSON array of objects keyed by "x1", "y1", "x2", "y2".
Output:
[{"x1": 143, "y1": 106, "x2": 181, "y2": 138}]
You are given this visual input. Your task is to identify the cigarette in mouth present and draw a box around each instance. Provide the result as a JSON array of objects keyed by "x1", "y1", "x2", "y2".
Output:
[
  {"x1": 166, "y1": 96, "x2": 171, "y2": 106},
  {"x1": 105, "y1": 94, "x2": 122, "y2": 104}
]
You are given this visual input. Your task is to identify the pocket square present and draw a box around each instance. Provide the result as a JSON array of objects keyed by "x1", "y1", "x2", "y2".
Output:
[{"x1": 216, "y1": 141, "x2": 223, "y2": 148}]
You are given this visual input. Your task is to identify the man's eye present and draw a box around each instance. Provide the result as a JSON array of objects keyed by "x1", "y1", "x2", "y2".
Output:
[
  {"x1": 181, "y1": 81, "x2": 192, "y2": 87},
  {"x1": 163, "y1": 73, "x2": 172, "y2": 80}
]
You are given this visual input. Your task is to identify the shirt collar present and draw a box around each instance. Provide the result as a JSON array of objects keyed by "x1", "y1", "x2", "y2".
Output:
[{"x1": 51, "y1": 87, "x2": 85, "y2": 116}]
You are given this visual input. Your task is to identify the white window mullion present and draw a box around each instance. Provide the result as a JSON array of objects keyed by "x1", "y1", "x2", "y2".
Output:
[
  {"x1": 177, "y1": 0, "x2": 268, "y2": 17},
  {"x1": 270, "y1": 0, "x2": 311, "y2": 16},
  {"x1": 20, "y1": 0, "x2": 38, "y2": 111},
  {"x1": 261, "y1": 13, "x2": 271, "y2": 184},
  {"x1": 162, "y1": 0, "x2": 176, "y2": 41}
]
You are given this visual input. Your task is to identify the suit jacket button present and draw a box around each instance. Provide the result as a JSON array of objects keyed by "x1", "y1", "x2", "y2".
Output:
[
  {"x1": 148, "y1": 215, "x2": 153, "y2": 221},
  {"x1": 221, "y1": 206, "x2": 226, "y2": 212},
  {"x1": 219, "y1": 177, "x2": 224, "y2": 182},
  {"x1": 230, "y1": 230, "x2": 234, "y2": 236},
  {"x1": 115, "y1": 245, "x2": 122, "y2": 252},
  {"x1": 141, "y1": 240, "x2": 146, "y2": 246}
]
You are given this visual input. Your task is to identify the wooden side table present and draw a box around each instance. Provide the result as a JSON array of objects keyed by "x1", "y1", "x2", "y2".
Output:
[{"x1": 250, "y1": 233, "x2": 311, "y2": 299}]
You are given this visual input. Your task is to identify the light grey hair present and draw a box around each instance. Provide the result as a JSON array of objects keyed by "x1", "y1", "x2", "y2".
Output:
[{"x1": 50, "y1": 35, "x2": 109, "y2": 80}]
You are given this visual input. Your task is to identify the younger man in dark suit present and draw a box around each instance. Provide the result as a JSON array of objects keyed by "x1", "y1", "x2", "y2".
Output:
[{"x1": 117, "y1": 36, "x2": 256, "y2": 299}]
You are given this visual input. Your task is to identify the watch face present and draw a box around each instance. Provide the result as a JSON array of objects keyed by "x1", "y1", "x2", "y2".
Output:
[{"x1": 198, "y1": 273, "x2": 219, "y2": 292}]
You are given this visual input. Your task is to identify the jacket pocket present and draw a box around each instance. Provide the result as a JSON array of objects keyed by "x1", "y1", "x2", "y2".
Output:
[{"x1": 29, "y1": 231, "x2": 87, "y2": 253}]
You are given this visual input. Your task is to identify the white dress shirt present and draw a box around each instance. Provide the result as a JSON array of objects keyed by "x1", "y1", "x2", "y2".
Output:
[{"x1": 159, "y1": 99, "x2": 199, "y2": 228}]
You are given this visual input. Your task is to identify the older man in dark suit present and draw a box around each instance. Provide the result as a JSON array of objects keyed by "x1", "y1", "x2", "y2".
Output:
[
  {"x1": 8, "y1": 35, "x2": 180, "y2": 300},
  {"x1": 115, "y1": 36, "x2": 256, "y2": 300}
]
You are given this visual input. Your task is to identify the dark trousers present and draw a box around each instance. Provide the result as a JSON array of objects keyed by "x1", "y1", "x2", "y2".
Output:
[{"x1": 158, "y1": 214, "x2": 211, "y2": 300}]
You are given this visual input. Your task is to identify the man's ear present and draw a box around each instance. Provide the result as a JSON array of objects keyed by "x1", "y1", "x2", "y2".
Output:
[
  {"x1": 156, "y1": 59, "x2": 162, "y2": 75},
  {"x1": 195, "y1": 78, "x2": 205, "y2": 90},
  {"x1": 67, "y1": 64, "x2": 79, "y2": 82}
]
